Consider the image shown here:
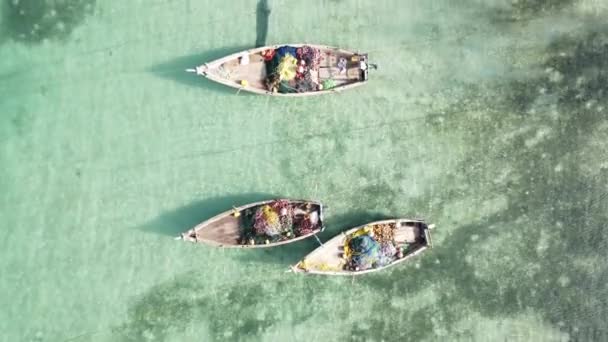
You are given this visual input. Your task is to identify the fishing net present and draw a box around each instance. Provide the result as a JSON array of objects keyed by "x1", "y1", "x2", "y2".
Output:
[
  {"x1": 264, "y1": 45, "x2": 322, "y2": 93},
  {"x1": 343, "y1": 226, "x2": 371, "y2": 259},
  {"x1": 344, "y1": 225, "x2": 399, "y2": 270},
  {"x1": 279, "y1": 213, "x2": 294, "y2": 231},
  {"x1": 294, "y1": 214, "x2": 315, "y2": 235},
  {"x1": 279, "y1": 80, "x2": 296, "y2": 93},
  {"x1": 265, "y1": 54, "x2": 280, "y2": 77},
  {"x1": 277, "y1": 55, "x2": 298, "y2": 81},
  {"x1": 242, "y1": 200, "x2": 320, "y2": 245},
  {"x1": 295, "y1": 71, "x2": 317, "y2": 92},
  {"x1": 377, "y1": 242, "x2": 397, "y2": 266},
  {"x1": 252, "y1": 200, "x2": 294, "y2": 236},
  {"x1": 347, "y1": 234, "x2": 381, "y2": 270},
  {"x1": 253, "y1": 205, "x2": 280, "y2": 236},
  {"x1": 296, "y1": 46, "x2": 321, "y2": 69},
  {"x1": 373, "y1": 223, "x2": 395, "y2": 243}
]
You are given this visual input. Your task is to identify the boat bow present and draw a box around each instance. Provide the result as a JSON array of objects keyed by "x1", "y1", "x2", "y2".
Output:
[{"x1": 186, "y1": 64, "x2": 208, "y2": 76}]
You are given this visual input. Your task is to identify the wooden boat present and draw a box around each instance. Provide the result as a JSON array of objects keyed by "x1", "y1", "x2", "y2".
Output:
[
  {"x1": 292, "y1": 219, "x2": 434, "y2": 275},
  {"x1": 186, "y1": 44, "x2": 375, "y2": 96},
  {"x1": 178, "y1": 199, "x2": 324, "y2": 248}
]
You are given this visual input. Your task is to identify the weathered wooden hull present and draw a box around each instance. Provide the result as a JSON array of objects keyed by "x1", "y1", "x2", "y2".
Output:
[
  {"x1": 187, "y1": 44, "x2": 370, "y2": 96},
  {"x1": 292, "y1": 219, "x2": 434, "y2": 275},
  {"x1": 179, "y1": 199, "x2": 324, "y2": 248}
]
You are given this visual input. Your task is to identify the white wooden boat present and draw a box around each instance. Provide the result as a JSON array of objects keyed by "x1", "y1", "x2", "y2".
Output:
[
  {"x1": 292, "y1": 219, "x2": 434, "y2": 275},
  {"x1": 187, "y1": 44, "x2": 374, "y2": 96},
  {"x1": 178, "y1": 199, "x2": 324, "y2": 248}
]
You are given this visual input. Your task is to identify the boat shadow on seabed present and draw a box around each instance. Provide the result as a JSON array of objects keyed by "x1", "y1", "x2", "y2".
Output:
[
  {"x1": 147, "y1": 46, "x2": 252, "y2": 95},
  {"x1": 135, "y1": 192, "x2": 323, "y2": 266},
  {"x1": 136, "y1": 192, "x2": 396, "y2": 267},
  {"x1": 135, "y1": 192, "x2": 276, "y2": 237}
]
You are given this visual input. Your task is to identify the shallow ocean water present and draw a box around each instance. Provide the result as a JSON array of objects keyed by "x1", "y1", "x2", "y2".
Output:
[{"x1": 1, "y1": 0, "x2": 607, "y2": 341}]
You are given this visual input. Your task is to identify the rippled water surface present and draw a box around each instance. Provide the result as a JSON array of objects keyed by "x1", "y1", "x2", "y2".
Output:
[{"x1": 1, "y1": 1, "x2": 607, "y2": 341}]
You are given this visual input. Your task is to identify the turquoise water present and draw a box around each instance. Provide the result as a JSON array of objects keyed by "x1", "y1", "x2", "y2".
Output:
[{"x1": 1, "y1": 0, "x2": 607, "y2": 341}]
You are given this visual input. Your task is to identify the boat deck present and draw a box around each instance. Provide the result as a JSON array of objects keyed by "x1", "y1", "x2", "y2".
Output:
[
  {"x1": 212, "y1": 53, "x2": 268, "y2": 89},
  {"x1": 209, "y1": 49, "x2": 362, "y2": 92},
  {"x1": 297, "y1": 220, "x2": 428, "y2": 275},
  {"x1": 317, "y1": 52, "x2": 362, "y2": 86},
  {"x1": 183, "y1": 200, "x2": 325, "y2": 248},
  {"x1": 195, "y1": 214, "x2": 241, "y2": 246}
]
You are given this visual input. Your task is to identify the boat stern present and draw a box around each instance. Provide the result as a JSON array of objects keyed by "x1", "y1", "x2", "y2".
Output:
[
  {"x1": 424, "y1": 223, "x2": 435, "y2": 248},
  {"x1": 356, "y1": 53, "x2": 378, "y2": 81},
  {"x1": 317, "y1": 202, "x2": 326, "y2": 232}
]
